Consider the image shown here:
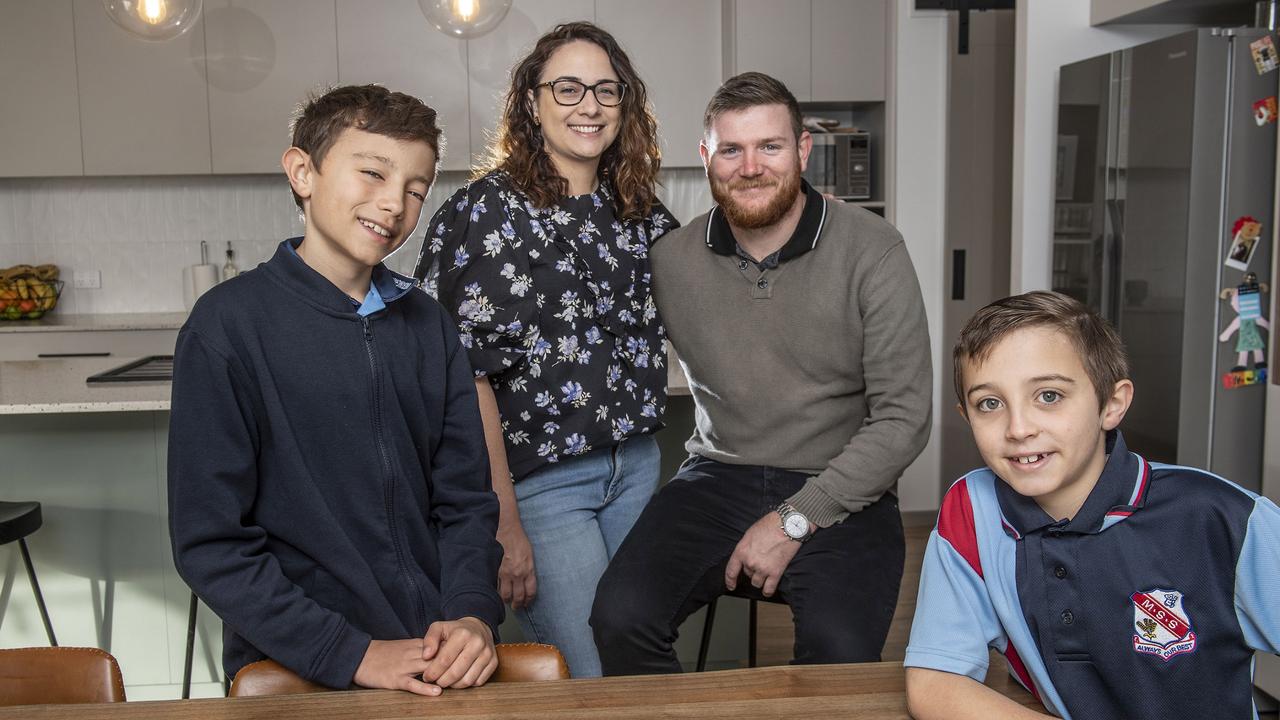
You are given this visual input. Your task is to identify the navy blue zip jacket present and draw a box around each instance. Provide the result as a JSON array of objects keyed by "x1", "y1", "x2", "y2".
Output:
[{"x1": 168, "y1": 239, "x2": 503, "y2": 689}]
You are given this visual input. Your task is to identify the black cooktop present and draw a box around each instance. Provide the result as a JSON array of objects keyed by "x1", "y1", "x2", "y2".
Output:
[{"x1": 86, "y1": 355, "x2": 174, "y2": 383}]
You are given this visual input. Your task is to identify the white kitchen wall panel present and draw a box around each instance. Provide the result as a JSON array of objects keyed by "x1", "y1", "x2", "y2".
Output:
[
  {"x1": 0, "y1": 168, "x2": 716, "y2": 315},
  {"x1": 72, "y1": 0, "x2": 213, "y2": 175},
  {"x1": 205, "y1": 0, "x2": 340, "y2": 174},
  {"x1": 0, "y1": 0, "x2": 84, "y2": 177},
  {"x1": 336, "y1": 0, "x2": 471, "y2": 172}
]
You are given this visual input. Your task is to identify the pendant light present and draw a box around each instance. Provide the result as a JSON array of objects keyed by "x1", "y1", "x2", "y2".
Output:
[
  {"x1": 418, "y1": 0, "x2": 512, "y2": 39},
  {"x1": 103, "y1": 0, "x2": 203, "y2": 42}
]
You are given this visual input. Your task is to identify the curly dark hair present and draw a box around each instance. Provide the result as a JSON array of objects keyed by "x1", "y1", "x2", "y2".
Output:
[{"x1": 477, "y1": 22, "x2": 661, "y2": 220}]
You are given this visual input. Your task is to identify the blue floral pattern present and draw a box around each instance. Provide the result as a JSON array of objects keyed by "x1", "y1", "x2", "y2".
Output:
[{"x1": 415, "y1": 172, "x2": 677, "y2": 481}]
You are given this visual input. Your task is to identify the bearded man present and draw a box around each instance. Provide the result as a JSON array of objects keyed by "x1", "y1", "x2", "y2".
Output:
[{"x1": 590, "y1": 72, "x2": 932, "y2": 674}]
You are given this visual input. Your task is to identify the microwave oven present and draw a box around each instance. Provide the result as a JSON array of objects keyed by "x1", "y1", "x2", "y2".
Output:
[{"x1": 804, "y1": 132, "x2": 871, "y2": 200}]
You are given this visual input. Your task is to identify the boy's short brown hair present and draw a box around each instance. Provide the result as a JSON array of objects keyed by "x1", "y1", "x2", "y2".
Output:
[
  {"x1": 954, "y1": 291, "x2": 1130, "y2": 411},
  {"x1": 287, "y1": 84, "x2": 442, "y2": 210}
]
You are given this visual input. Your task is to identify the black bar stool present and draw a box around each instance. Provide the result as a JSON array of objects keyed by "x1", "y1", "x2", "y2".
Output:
[
  {"x1": 183, "y1": 591, "x2": 229, "y2": 698},
  {"x1": 0, "y1": 501, "x2": 57, "y2": 646},
  {"x1": 696, "y1": 585, "x2": 788, "y2": 671}
]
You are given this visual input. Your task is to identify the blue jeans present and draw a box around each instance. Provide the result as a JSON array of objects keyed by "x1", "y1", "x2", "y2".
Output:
[{"x1": 512, "y1": 434, "x2": 660, "y2": 677}]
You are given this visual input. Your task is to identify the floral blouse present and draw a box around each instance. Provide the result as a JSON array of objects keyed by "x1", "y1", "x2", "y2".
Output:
[{"x1": 414, "y1": 171, "x2": 678, "y2": 481}]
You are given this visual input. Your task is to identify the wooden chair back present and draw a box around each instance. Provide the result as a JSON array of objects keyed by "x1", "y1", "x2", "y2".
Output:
[
  {"x1": 0, "y1": 647, "x2": 126, "y2": 706},
  {"x1": 228, "y1": 642, "x2": 569, "y2": 697}
]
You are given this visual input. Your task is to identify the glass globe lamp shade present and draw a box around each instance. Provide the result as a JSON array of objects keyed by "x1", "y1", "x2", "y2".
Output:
[
  {"x1": 418, "y1": 0, "x2": 512, "y2": 39},
  {"x1": 103, "y1": 0, "x2": 203, "y2": 42}
]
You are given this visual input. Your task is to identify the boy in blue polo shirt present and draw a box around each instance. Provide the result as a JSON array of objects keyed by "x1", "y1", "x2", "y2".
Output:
[
  {"x1": 168, "y1": 85, "x2": 503, "y2": 695},
  {"x1": 905, "y1": 291, "x2": 1280, "y2": 719}
]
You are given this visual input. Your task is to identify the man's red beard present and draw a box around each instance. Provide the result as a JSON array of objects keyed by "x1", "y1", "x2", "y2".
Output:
[{"x1": 710, "y1": 166, "x2": 802, "y2": 230}]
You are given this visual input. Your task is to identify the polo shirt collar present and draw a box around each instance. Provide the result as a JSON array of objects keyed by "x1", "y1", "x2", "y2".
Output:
[
  {"x1": 705, "y1": 179, "x2": 827, "y2": 263},
  {"x1": 995, "y1": 430, "x2": 1152, "y2": 538}
]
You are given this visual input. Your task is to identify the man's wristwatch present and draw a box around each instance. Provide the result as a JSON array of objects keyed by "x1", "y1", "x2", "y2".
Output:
[{"x1": 776, "y1": 502, "x2": 813, "y2": 543}]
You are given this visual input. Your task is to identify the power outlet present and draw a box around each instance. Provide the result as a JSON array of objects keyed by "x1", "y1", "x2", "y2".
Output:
[{"x1": 73, "y1": 270, "x2": 101, "y2": 289}]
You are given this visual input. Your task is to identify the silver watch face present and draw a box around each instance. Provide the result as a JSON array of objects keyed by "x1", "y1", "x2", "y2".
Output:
[{"x1": 783, "y1": 512, "x2": 809, "y2": 539}]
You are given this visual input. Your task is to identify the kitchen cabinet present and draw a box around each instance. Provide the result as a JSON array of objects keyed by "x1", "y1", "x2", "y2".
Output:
[
  {"x1": 731, "y1": 0, "x2": 887, "y2": 102},
  {"x1": 0, "y1": 0, "x2": 83, "y2": 177},
  {"x1": 1, "y1": 1, "x2": 731, "y2": 178},
  {"x1": 72, "y1": 0, "x2": 212, "y2": 175},
  {"x1": 205, "y1": 0, "x2": 339, "y2": 174},
  {"x1": 466, "y1": 0, "x2": 596, "y2": 168},
  {"x1": 731, "y1": 0, "x2": 811, "y2": 100},
  {"x1": 596, "y1": 0, "x2": 722, "y2": 167},
  {"x1": 336, "y1": 0, "x2": 471, "y2": 172},
  {"x1": 812, "y1": 0, "x2": 886, "y2": 102}
]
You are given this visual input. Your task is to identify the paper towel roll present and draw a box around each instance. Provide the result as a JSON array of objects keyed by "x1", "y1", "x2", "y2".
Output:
[{"x1": 183, "y1": 264, "x2": 220, "y2": 311}]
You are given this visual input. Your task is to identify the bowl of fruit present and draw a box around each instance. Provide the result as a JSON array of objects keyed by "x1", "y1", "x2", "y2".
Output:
[{"x1": 0, "y1": 264, "x2": 63, "y2": 320}]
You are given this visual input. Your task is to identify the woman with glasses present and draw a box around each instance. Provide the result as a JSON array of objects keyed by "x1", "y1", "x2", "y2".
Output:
[{"x1": 413, "y1": 22, "x2": 676, "y2": 677}]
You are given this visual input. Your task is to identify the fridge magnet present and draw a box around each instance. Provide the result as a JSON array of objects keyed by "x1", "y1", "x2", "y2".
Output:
[
  {"x1": 1250, "y1": 35, "x2": 1279, "y2": 74},
  {"x1": 1225, "y1": 216, "x2": 1263, "y2": 271},
  {"x1": 1255, "y1": 96, "x2": 1278, "y2": 125},
  {"x1": 1219, "y1": 273, "x2": 1270, "y2": 389}
]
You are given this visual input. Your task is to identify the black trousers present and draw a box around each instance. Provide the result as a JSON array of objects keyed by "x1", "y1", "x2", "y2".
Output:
[{"x1": 590, "y1": 455, "x2": 905, "y2": 675}]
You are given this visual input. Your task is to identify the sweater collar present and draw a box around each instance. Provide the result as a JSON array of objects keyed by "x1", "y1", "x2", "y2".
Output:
[
  {"x1": 705, "y1": 179, "x2": 827, "y2": 263},
  {"x1": 268, "y1": 237, "x2": 416, "y2": 316}
]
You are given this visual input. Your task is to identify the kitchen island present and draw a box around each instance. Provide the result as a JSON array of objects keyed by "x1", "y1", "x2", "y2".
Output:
[
  {"x1": 0, "y1": 356, "x2": 170, "y2": 414},
  {"x1": 0, "y1": 352, "x2": 214, "y2": 700}
]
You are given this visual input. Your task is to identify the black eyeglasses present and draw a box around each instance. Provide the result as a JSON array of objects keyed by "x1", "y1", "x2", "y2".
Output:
[{"x1": 536, "y1": 79, "x2": 627, "y2": 107}]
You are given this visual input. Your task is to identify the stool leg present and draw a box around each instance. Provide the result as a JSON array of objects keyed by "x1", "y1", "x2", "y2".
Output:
[
  {"x1": 747, "y1": 599, "x2": 757, "y2": 668},
  {"x1": 18, "y1": 538, "x2": 57, "y2": 646},
  {"x1": 696, "y1": 598, "x2": 718, "y2": 672},
  {"x1": 182, "y1": 592, "x2": 198, "y2": 699}
]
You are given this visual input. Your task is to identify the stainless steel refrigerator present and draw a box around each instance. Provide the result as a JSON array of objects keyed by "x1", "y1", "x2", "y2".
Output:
[{"x1": 1055, "y1": 28, "x2": 1274, "y2": 491}]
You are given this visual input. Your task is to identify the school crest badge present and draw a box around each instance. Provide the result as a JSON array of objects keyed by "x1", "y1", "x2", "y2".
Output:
[{"x1": 1131, "y1": 589, "x2": 1197, "y2": 661}]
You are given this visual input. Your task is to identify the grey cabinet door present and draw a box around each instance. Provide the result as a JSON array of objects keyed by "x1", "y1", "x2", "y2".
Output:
[
  {"x1": 812, "y1": 0, "x2": 886, "y2": 102},
  {"x1": 597, "y1": 0, "x2": 723, "y2": 167},
  {"x1": 466, "y1": 0, "x2": 596, "y2": 169},
  {"x1": 336, "y1": 0, "x2": 469, "y2": 172},
  {"x1": 0, "y1": 0, "x2": 83, "y2": 177},
  {"x1": 73, "y1": 0, "x2": 212, "y2": 175},
  {"x1": 205, "y1": 0, "x2": 339, "y2": 174}
]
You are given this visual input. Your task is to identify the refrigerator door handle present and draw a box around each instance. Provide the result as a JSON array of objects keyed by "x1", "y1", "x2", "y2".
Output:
[{"x1": 1105, "y1": 197, "x2": 1126, "y2": 324}]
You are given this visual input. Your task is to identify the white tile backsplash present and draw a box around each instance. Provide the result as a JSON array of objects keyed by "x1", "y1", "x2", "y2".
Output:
[{"x1": 0, "y1": 168, "x2": 714, "y2": 314}]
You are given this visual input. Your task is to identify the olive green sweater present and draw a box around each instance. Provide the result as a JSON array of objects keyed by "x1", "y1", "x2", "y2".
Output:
[{"x1": 651, "y1": 198, "x2": 932, "y2": 526}]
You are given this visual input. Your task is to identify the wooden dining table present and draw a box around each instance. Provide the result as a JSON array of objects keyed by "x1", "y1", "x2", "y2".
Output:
[{"x1": 1, "y1": 661, "x2": 1040, "y2": 719}]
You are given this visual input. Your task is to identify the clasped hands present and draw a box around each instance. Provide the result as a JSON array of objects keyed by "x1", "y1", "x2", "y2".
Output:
[{"x1": 353, "y1": 616, "x2": 496, "y2": 696}]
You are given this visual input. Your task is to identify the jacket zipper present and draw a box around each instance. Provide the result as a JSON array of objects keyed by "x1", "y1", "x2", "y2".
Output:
[{"x1": 362, "y1": 315, "x2": 427, "y2": 631}]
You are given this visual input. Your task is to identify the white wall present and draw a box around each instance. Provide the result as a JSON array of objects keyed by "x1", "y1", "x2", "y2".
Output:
[
  {"x1": 1010, "y1": 0, "x2": 1187, "y2": 292},
  {"x1": 891, "y1": 1, "x2": 949, "y2": 512},
  {"x1": 0, "y1": 170, "x2": 713, "y2": 315}
]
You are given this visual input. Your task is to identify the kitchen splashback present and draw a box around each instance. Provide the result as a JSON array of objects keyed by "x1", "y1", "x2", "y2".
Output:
[{"x1": 0, "y1": 170, "x2": 712, "y2": 315}]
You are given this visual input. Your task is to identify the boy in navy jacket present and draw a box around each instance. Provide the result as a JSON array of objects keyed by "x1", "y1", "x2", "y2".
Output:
[
  {"x1": 905, "y1": 291, "x2": 1280, "y2": 719},
  {"x1": 169, "y1": 85, "x2": 503, "y2": 695}
]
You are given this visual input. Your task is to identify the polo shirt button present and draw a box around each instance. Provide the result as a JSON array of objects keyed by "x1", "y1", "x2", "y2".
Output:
[
  {"x1": 738, "y1": 260, "x2": 748, "y2": 270},
  {"x1": 1054, "y1": 566, "x2": 1067, "y2": 579},
  {"x1": 1061, "y1": 610, "x2": 1074, "y2": 625},
  {"x1": 757, "y1": 279, "x2": 769, "y2": 289}
]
